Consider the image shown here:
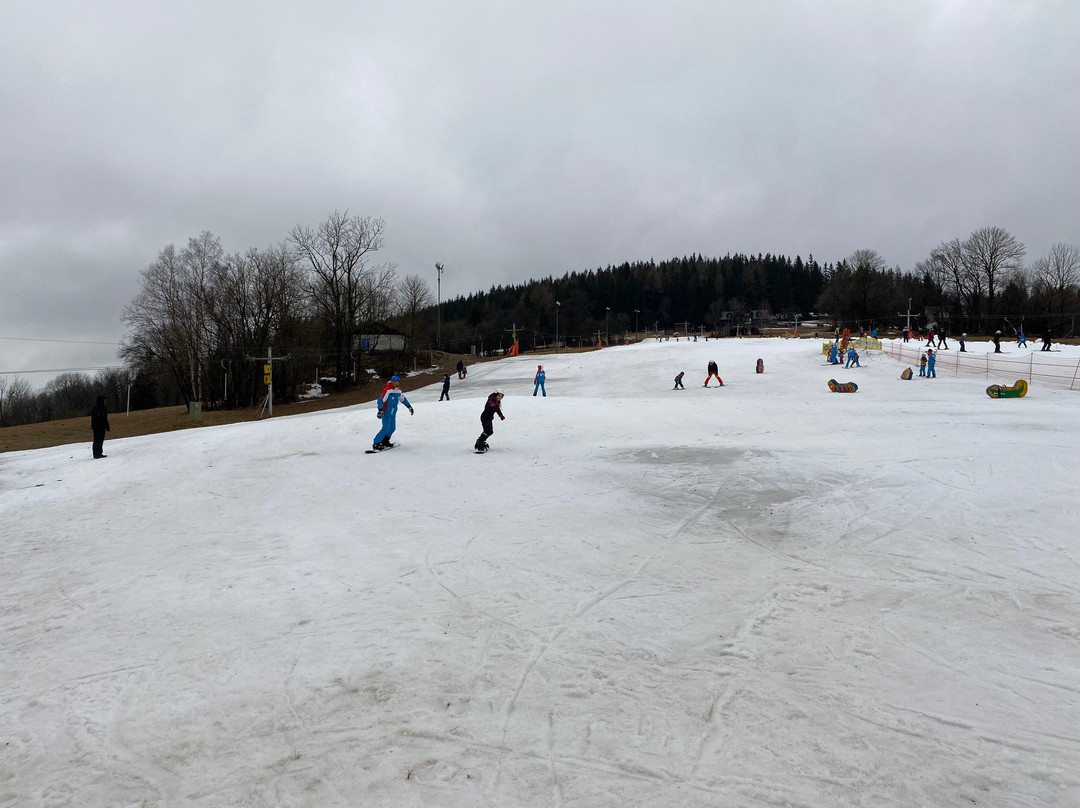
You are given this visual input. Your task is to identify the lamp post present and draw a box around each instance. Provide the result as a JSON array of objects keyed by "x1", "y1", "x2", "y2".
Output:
[
  {"x1": 605, "y1": 307, "x2": 611, "y2": 346},
  {"x1": 634, "y1": 309, "x2": 640, "y2": 337},
  {"x1": 435, "y1": 262, "x2": 444, "y2": 349},
  {"x1": 555, "y1": 301, "x2": 560, "y2": 354}
]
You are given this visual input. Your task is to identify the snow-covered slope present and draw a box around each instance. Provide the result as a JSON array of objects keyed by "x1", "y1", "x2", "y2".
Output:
[{"x1": 3, "y1": 338, "x2": 1079, "y2": 807}]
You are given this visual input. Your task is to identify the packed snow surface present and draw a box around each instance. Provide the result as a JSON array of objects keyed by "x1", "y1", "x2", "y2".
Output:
[{"x1": 3, "y1": 338, "x2": 1079, "y2": 807}]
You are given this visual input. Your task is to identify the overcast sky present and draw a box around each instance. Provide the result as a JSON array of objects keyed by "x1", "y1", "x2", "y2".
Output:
[{"x1": 2, "y1": 0, "x2": 1078, "y2": 385}]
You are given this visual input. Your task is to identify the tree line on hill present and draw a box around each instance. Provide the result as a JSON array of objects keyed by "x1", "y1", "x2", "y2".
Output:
[{"x1": 1, "y1": 216, "x2": 1077, "y2": 428}]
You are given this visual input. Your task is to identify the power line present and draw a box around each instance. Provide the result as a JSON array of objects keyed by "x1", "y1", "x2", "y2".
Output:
[
  {"x1": 0, "y1": 365, "x2": 126, "y2": 375},
  {"x1": 0, "y1": 335, "x2": 123, "y2": 346}
]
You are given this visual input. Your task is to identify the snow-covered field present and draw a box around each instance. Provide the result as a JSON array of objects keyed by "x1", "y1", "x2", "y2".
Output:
[{"x1": 3, "y1": 337, "x2": 1079, "y2": 807}]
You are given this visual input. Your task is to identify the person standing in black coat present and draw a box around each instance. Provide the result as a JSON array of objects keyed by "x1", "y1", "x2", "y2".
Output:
[
  {"x1": 440, "y1": 374, "x2": 451, "y2": 401},
  {"x1": 474, "y1": 389, "x2": 505, "y2": 452},
  {"x1": 90, "y1": 395, "x2": 110, "y2": 458}
]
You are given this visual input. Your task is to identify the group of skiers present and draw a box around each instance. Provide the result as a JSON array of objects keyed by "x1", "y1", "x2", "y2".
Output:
[
  {"x1": 827, "y1": 343, "x2": 861, "y2": 367},
  {"x1": 87, "y1": 326, "x2": 1067, "y2": 457},
  {"x1": 674, "y1": 361, "x2": 727, "y2": 389},
  {"x1": 370, "y1": 363, "x2": 550, "y2": 454},
  {"x1": 919, "y1": 348, "x2": 938, "y2": 377}
]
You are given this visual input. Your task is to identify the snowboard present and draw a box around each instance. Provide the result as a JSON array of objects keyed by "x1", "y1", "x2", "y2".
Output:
[
  {"x1": 365, "y1": 443, "x2": 396, "y2": 454},
  {"x1": 986, "y1": 380, "x2": 1028, "y2": 398},
  {"x1": 827, "y1": 379, "x2": 858, "y2": 393}
]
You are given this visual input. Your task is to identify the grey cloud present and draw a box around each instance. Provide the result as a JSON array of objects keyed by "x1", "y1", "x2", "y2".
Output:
[{"x1": 2, "y1": 0, "x2": 1078, "y2": 382}]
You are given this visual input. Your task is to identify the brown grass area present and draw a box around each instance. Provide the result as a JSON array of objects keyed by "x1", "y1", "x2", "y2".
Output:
[{"x1": 0, "y1": 350, "x2": 527, "y2": 455}]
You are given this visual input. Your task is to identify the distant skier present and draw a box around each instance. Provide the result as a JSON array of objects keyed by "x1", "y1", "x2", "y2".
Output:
[
  {"x1": 440, "y1": 374, "x2": 451, "y2": 401},
  {"x1": 673, "y1": 371, "x2": 685, "y2": 390},
  {"x1": 1041, "y1": 329, "x2": 1052, "y2": 352},
  {"x1": 704, "y1": 360, "x2": 723, "y2": 387},
  {"x1": 902, "y1": 326, "x2": 910, "y2": 343},
  {"x1": 926, "y1": 328, "x2": 935, "y2": 347},
  {"x1": 474, "y1": 389, "x2": 505, "y2": 452},
  {"x1": 1017, "y1": 327, "x2": 1027, "y2": 347},
  {"x1": 533, "y1": 365, "x2": 546, "y2": 396},
  {"x1": 372, "y1": 376, "x2": 413, "y2": 451},
  {"x1": 926, "y1": 348, "x2": 937, "y2": 378},
  {"x1": 959, "y1": 333, "x2": 967, "y2": 352},
  {"x1": 937, "y1": 329, "x2": 948, "y2": 349},
  {"x1": 456, "y1": 359, "x2": 465, "y2": 379},
  {"x1": 993, "y1": 331, "x2": 1002, "y2": 353},
  {"x1": 90, "y1": 394, "x2": 110, "y2": 459}
]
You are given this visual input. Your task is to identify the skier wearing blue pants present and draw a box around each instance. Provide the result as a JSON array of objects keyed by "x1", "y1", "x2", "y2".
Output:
[
  {"x1": 533, "y1": 365, "x2": 546, "y2": 396},
  {"x1": 373, "y1": 376, "x2": 413, "y2": 450}
]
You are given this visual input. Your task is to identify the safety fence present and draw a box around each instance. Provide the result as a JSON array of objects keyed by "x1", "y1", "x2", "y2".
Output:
[{"x1": 880, "y1": 341, "x2": 1080, "y2": 391}]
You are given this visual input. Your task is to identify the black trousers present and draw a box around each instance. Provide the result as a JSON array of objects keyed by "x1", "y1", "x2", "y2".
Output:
[{"x1": 92, "y1": 429, "x2": 106, "y2": 457}]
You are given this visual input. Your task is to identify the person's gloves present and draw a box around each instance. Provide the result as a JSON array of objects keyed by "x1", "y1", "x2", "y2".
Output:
[
  {"x1": 499, "y1": 414, "x2": 505, "y2": 421},
  {"x1": 377, "y1": 409, "x2": 383, "y2": 419},
  {"x1": 408, "y1": 407, "x2": 414, "y2": 415}
]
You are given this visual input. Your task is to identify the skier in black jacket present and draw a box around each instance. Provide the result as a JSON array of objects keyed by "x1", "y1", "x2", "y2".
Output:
[
  {"x1": 90, "y1": 395, "x2": 110, "y2": 458},
  {"x1": 474, "y1": 389, "x2": 505, "y2": 452}
]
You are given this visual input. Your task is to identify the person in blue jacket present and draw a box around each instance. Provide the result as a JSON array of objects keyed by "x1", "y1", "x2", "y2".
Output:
[
  {"x1": 533, "y1": 365, "x2": 546, "y2": 396},
  {"x1": 845, "y1": 347, "x2": 861, "y2": 368},
  {"x1": 926, "y1": 348, "x2": 937, "y2": 378},
  {"x1": 828, "y1": 343, "x2": 839, "y2": 364},
  {"x1": 373, "y1": 376, "x2": 413, "y2": 450}
]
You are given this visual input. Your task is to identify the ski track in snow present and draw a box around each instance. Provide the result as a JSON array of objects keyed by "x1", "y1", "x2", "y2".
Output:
[{"x1": 3, "y1": 338, "x2": 1080, "y2": 807}]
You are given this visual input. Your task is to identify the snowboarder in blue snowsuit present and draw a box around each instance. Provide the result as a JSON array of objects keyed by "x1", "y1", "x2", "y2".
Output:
[
  {"x1": 373, "y1": 376, "x2": 412, "y2": 450},
  {"x1": 533, "y1": 365, "x2": 546, "y2": 396}
]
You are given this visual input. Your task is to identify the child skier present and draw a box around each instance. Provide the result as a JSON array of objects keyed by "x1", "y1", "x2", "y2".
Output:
[
  {"x1": 474, "y1": 389, "x2": 505, "y2": 452},
  {"x1": 919, "y1": 353, "x2": 928, "y2": 376},
  {"x1": 845, "y1": 347, "x2": 860, "y2": 368},
  {"x1": 704, "y1": 360, "x2": 723, "y2": 387},
  {"x1": 372, "y1": 376, "x2": 413, "y2": 450},
  {"x1": 926, "y1": 348, "x2": 937, "y2": 378},
  {"x1": 673, "y1": 371, "x2": 685, "y2": 390},
  {"x1": 440, "y1": 374, "x2": 451, "y2": 401},
  {"x1": 533, "y1": 365, "x2": 546, "y2": 396}
]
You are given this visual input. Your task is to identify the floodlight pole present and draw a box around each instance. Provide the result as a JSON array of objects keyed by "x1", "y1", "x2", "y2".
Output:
[
  {"x1": 435, "y1": 262, "x2": 444, "y2": 350},
  {"x1": 555, "y1": 301, "x2": 560, "y2": 354}
]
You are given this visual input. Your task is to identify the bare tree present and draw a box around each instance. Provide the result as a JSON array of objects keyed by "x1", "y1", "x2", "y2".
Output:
[
  {"x1": 395, "y1": 274, "x2": 434, "y2": 351},
  {"x1": 964, "y1": 226, "x2": 1025, "y2": 317},
  {"x1": 121, "y1": 233, "x2": 225, "y2": 404},
  {"x1": 42, "y1": 372, "x2": 96, "y2": 420},
  {"x1": 209, "y1": 244, "x2": 306, "y2": 404},
  {"x1": 917, "y1": 238, "x2": 982, "y2": 318},
  {"x1": 0, "y1": 376, "x2": 36, "y2": 425},
  {"x1": 1030, "y1": 243, "x2": 1080, "y2": 314},
  {"x1": 290, "y1": 212, "x2": 391, "y2": 390}
]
